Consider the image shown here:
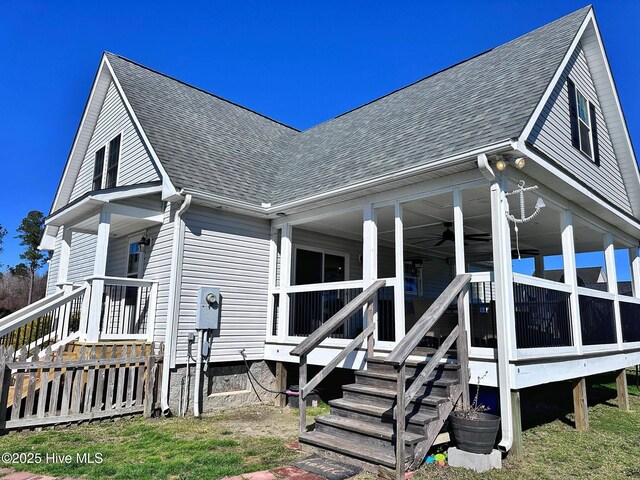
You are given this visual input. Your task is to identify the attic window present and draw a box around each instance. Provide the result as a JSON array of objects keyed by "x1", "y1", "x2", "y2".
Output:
[
  {"x1": 105, "y1": 134, "x2": 121, "y2": 189},
  {"x1": 568, "y1": 79, "x2": 600, "y2": 165},
  {"x1": 92, "y1": 147, "x2": 105, "y2": 191}
]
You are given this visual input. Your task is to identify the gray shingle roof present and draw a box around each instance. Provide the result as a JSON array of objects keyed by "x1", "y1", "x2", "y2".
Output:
[{"x1": 105, "y1": 6, "x2": 591, "y2": 206}]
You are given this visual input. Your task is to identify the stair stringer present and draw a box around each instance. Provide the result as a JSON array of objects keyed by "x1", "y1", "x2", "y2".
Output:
[{"x1": 407, "y1": 384, "x2": 462, "y2": 470}]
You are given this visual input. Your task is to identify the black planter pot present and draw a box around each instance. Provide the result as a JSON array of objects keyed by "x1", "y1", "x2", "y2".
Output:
[{"x1": 449, "y1": 411, "x2": 500, "y2": 454}]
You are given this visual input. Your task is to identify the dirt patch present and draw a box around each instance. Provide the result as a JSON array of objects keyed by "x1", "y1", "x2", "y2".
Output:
[{"x1": 203, "y1": 404, "x2": 301, "y2": 439}]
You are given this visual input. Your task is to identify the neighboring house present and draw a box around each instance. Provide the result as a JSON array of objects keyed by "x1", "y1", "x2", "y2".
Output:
[{"x1": 4, "y1": 5, "x2": 640, "y2": 475}]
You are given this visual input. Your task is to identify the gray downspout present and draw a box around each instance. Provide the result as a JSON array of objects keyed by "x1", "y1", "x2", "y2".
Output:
[{"x1": 161, "y1": 193, "x2": 192, "y2": 415}]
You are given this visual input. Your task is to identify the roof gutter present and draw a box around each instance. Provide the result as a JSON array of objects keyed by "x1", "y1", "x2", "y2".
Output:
[{"x1": 161, "y1": 193, "x2": 192, "y2": 415}]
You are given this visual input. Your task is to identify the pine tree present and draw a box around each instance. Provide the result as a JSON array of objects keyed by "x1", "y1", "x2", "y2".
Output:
[{"x1": 16, "y1": 211, "x2": 47, "y2": 303}]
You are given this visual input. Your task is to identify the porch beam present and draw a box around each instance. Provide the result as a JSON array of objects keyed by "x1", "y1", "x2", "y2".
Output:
[
  {"x1": 604, "y1": 232, "x2": 623, "y2": 347},
  {"x1": 393, "y1": 201, "x2": 405, "y2": 342},
  {"x1": 629, "y1": 247, "x2": 640, "y2": 298},
  {"x1": 85, "y1": 207, "x2": 111, "y2": 342},
  {"x1": 56, "y1": 227, "x2": 73, "y2": 292},
  {"x1": 561, "y1": 210, "x2": 583, "y2": 353},
  {"x1": 278, "y1": 223, "x2": 292, "y2": 342},
  {"x1": 105, "y1": 203, "x2": 164, "y2": 223}
]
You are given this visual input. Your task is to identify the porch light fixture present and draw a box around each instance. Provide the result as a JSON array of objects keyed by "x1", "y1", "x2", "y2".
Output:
[
  {"x1": 137, "y1": 235, "x2": 151, "y2": 252},
  {"x1": 495, "y1": 157, "x2": 526, "y2": 171}
]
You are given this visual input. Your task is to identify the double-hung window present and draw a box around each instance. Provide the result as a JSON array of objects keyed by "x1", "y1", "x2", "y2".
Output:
[
  {"x1": 91, "y1": 133, "x2": 121, "y2": 191},
  {"x1": 92, "y1": 147, "x2": 105, "y2": 191},
  {"x1": 568, "y1": 79, "x2": 600, "y2": 165}
]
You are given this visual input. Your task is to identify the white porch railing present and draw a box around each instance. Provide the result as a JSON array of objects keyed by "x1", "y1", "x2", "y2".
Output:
[
  {"x1": 271, "y1": 279, "x2": 397, "y2": 344},
  {"x1": 84, "y1": 276, "x2": 158, "y2": 342},
  {"x1": 0, "y1": 286, "x2": 86, "y2": 361}
]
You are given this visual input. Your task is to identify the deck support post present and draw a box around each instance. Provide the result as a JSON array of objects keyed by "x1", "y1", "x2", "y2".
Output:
[
  {"x1": 275, "y1": 362, "x2": 287, "y2": 408},
  {"x1": 572, "y1": 377, "x2": 589, "y2": 430},
  {"x1": 616, "y1": 369, "x2": 629, "y2": 411},
  {"x1": 510, "y1": 390, "x2": 523, "y2": 460},
  {"x1": 85, "y1": 206, "x2": 111, "y2": 342}
]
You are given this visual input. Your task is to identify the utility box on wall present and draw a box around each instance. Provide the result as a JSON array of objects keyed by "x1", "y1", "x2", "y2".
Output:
[{"x1": 195, "y1": 287, "x2": 221, "y2": 330}]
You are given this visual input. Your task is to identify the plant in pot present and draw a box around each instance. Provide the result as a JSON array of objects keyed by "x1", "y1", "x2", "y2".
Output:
[{"x1": 449, "y1": 373, "x2": 500, "y2": 454}]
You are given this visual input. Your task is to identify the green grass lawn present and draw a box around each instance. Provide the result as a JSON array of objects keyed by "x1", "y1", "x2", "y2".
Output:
[
  {"x1": 0, "y1": 405, "x2": 309, "y2": 480},
  {"x1": 1, "y1": 374, "x2": 640, "y2": 480},
  {"x1": 412, "y1": 370, "x2": 640, "y2": 480}
]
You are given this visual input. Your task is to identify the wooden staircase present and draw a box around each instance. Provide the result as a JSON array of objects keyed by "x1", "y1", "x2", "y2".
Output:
[
  {"x1": 291, "y1": 274, "x2": 472, "y2": 478},
  {"x1": 300, "y1": 357, "x2": 462, "y2": 471}
]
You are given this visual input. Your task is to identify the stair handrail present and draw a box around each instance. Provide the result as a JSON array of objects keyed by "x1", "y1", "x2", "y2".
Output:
[
  {"x1": 290, "y1": 278, "x2": 386, "y2": 436},
  {"x1": 0, "y1": 285, "x2": 86, "y2": 337},
  {"x1": 384, "y1": 273, "x2": 471, "y2": 480}
]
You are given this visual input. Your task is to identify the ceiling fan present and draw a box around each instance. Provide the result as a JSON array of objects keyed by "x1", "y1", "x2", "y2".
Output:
[{"x1": 410, "y1": 222, "x2": 491, "y2": 247}]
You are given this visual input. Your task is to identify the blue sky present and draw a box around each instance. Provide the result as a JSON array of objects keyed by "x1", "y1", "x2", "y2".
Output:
[{"x1": 0, "y1": 1, "x2": 638, "y2": 274}]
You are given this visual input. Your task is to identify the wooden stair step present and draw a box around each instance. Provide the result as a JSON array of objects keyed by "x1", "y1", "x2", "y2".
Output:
[
  {"x1": 299, "y1": 431, "x2": 396, "y2": 469},
  {"x1": 328, "y1": 398, "x2": 438, "y2": 427},
  {"x1": 356, "y1": 369, "x2": 458, "y2": 387},
  {"x1": 342, "y1": 383, "x2": 451, "y2": 407},
  {"x1": 315, "y1": 414, "x2": 425, "y2": 444}
]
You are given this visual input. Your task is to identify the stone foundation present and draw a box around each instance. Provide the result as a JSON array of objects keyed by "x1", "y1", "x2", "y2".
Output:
[{"x1": 168, "y1": 360, "x2": 278, "y2": 414}]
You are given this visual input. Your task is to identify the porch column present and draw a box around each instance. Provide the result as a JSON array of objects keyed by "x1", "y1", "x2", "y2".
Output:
[
  {"x1": 85, "y1": 206, "x2": 111, "y2": 342},
  {"x1": 489, "y1": 175, "x2": 516, "y2": 452},
  {"x1": 363, "y1": 203, "x2": 378, "y2": 343},
  {"x1": 534, "y1": 255, "x2": 545, "y2": 279},
  {"x1": 278, "y1": 223, "x2": 292, "y2": 342},
  {"x1": 604, "y1": 232, "x2": 623, "y2": 347},
  {"x1": 393, "y1": 201, "x2": 405, "y2": 342},
  {"x1": 629, "y1": 248, "x2": 640, "y2": 298},
  {"x1": 56, "y1": 226, "x2": 73, "y2": 293},
  {"x1": 561, "y1": 210, "x2": 582, "y2": 353}
]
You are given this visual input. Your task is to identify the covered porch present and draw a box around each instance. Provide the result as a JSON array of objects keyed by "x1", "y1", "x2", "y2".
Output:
[
  {"x1": 264, "y1": 164, "x2": 640, "y2": 381},
  {"x1": 41, "y1": 185, "x2": 165, "y2": 343}
]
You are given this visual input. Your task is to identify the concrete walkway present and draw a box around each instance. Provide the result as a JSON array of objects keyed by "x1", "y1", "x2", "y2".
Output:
[
  {"x1": 0, "y1": 469, "x2": 81, "y2": 480},
  {"x1": 223, "y1": 465, "x2": 326, "y2": 480}
]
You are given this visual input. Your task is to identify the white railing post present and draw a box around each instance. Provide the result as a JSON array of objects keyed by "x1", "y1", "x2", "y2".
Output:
[
  {"x1": 629, "y1": 248, "x2": 640, "y2": 299},
  {"x1": 393, "y1": 201, "x2": 405, "y2": 343},
  {"x1": 146, "y1": 282, "x2": 159, "y2": 341},
  {"x1": 278, "y1": 223, "x2": 292, "y2": 342},
  {"x1": 266, "y1": 227, "x2": 279, "y2": 340},
  {"x1": 78, "y1": 281, "x2": 92, "y2": 341},
  {"x1": 363, "y1": 202, "x2": 378, "y2": 343},
  {"x1": 561, "y1": 210, "x2": 582, "y2": 353},
  {"x1": 604, "y1": 232, "x2": 623, "y2": 348},
  {"x1": 56, "y1": 226, "x2": 72, "y2": 293},
  {"x1": 453, "y1": 187, "x2": 471, "y2": 348},
  {"x1": 86, "y1": 207, "x2": 111, "y2": 342}
]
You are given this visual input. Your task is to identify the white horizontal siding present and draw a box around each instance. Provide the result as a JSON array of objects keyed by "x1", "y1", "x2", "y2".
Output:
[
  {"x1": 529, "y1": 43, "x2": 632, "y2": 214},
  {"x1": 177, "y1": 207, "x2": 270, "y2": 364},
  {"x1": 70, "y1": 81, "x2": 160, "y2": 202},
  {"x1": 67, "y1": 232, "x2": 97, "y2": 283}
]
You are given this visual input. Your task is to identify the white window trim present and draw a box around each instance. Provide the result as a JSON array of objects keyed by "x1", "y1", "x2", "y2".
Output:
[
  {"x1": 93, "y1": 130, "x2": 124, "y2": 191},
  {"x1": 573, "y1": 86, "x2": 595, "y2": 161},
  {"x1": 292, "y1": 244, "x2": 350, "y2": 286},
  {"x1": 125, "y1": 231, "x2": 146, "y2": 279}
]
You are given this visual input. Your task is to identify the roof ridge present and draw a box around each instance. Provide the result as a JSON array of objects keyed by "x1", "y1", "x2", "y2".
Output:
[
  {"x1": 311, "y1": 5, "x2": 593, "y2": 129},
  {"x1": 104, "y1": 51, "x2": 301, "y2": 132}
]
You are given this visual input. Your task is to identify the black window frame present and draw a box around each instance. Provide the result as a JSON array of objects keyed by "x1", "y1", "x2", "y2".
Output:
[
  {"x1": 92, "y1": 146, "x2": 106, "y2": 191},
  {"x1": 568, "y1": 78, "x2": 600, "y2": 165},
  {"x1": 105, "y1": 134, "x2": 121, "y2": 189}
]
